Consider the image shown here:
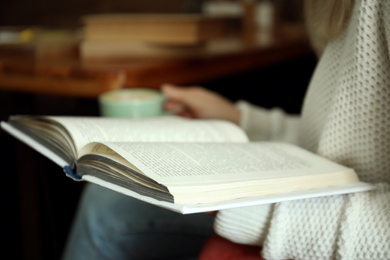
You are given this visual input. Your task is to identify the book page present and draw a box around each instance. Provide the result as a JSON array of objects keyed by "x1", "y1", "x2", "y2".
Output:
[
  {"x1": 98, "y1": 141, "x2": 357, "y2": 186},
  {"x1": 46, "y1": 116, "x2": 248, "y2": 156}
]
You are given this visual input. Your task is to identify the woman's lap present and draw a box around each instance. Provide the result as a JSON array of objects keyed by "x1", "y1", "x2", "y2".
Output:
[{"x1": 62, "y1": 183, "x2": 214, "y2": 260}]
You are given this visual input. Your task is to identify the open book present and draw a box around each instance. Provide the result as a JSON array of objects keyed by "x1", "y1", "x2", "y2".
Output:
[{"x1": 1, "y1": 115, "x2": 375, "y2": 214}]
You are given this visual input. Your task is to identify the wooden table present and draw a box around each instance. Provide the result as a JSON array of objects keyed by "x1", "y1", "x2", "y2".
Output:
[{"x1": 0, "y1": 25, "x2": 312, "y2": 98}]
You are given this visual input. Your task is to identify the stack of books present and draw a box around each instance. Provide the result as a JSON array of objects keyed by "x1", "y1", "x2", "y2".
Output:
[
  {"x1": 80, "y1": 13, "x2": 234, "y2": 60},
  {"x1": 0, "y1": 27, "x2": 81, "y2": 60}
]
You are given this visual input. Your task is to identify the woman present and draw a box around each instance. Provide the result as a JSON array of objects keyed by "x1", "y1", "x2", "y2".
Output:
[{"x1": 63, "y1": 0, "x2": 390, "y2": 259}]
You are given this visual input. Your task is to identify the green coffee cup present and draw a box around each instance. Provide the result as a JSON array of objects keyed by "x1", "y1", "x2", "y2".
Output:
[{"x1": 98, "y1": 88, "x2": 165, "y2": 118}]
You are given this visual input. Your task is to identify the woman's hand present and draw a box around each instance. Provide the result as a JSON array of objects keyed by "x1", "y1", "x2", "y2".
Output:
[{"x1": 162, "y1": 84, "x2": 240, "y2": 125}]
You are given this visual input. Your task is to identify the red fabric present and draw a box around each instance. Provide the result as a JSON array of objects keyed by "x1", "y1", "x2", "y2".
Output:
[{"x1": 199, "y1": 235, "x2": 264, "y2": 260}]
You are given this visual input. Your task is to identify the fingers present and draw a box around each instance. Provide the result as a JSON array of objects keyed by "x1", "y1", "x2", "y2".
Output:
[
  {"x1": 161, "y1": 83, "x2": 240, "y2": 123},
  {"x1": 164, "y1": 100, "x2": 182, "y2": 111},
  {"x1": 162, "y1": 84, "x2": 186, "y2": 113},
  {"x1": 161, "y1": 84, "x2": 188, "y2": 102},
  {"x1": 162, "y1": 84, "x2": 200, "y2": 117},
  {"x1": 164, "y1": 100, "x2": 186, "y2": 115}
]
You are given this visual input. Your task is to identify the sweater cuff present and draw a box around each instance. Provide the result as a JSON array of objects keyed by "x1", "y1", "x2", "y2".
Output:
[
  {"x1": 213, "y1": 204, "x2": 273, "y2": 246},
  {"x1": 236, "y1": 100, "x2": 272, "y2": 141},
  {"x1": 236, "y1": 100, "x2": 301, "y2": 144}
]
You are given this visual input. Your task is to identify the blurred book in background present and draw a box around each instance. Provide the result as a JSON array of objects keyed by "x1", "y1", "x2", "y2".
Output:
[
  {"x1": 80, "y1": 13, "x2": 238, "y2": 60},
  {"x1": 0, "y1": 27, "x2": 81, "y2": 61},
  {"x1": 82, "y1": 13, "x2": 232, "y2": 44}
]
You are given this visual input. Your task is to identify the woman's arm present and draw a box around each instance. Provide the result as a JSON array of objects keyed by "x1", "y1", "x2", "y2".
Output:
[
  {"x1": 162, "y1": 84, "x2": 240, "y2": 124},
  {"x1": 262, "y1": 184, "x2": 390, "y2": 259},
  {"x1": 162, "y1": 84, "x2": 301, "y2": 143},
  {"x1": 214, "y1": 184, "x2": 390, "y2": 259},
  {"x1": 236, "y1": 101, "x2": 301, "y2": 143}
]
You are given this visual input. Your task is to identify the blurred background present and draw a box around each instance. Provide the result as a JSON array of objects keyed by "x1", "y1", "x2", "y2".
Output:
[
  {"x1": 0, "y1": 0, "x2": 316, "y2": 259},
  {"x1": 0, "y1": 0, "x2": 303, "y2": 27}
]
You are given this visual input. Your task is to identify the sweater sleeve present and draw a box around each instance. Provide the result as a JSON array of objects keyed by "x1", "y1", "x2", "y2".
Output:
[
  {"x1": 213, "y1": 204, "x2": 273, "y2": 246},
  {"x1": 236, "y1": 100, "x2": 301, "y2": 143},
  {"x1": 215, "y1": 184, "x2": 390, "y2": 259},
  {"x1": 261, "y1": 183, "x2": 390, "y2": 260}
]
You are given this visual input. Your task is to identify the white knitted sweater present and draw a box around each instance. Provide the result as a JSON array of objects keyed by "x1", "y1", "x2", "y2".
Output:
[{"x1": 214, "y1": 0, "x2": 390, "y2": 259}]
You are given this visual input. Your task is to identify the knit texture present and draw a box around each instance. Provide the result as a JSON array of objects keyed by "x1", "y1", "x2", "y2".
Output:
[
  {"x1": 214, "y1": 204, "x2": 273, "y2": 246},
  {"x1": 214, "y1": 0, "x2": 390, "y2": 259},
  {"x1": 236, "y1": 103, "x2": 301, "y2": 144}
]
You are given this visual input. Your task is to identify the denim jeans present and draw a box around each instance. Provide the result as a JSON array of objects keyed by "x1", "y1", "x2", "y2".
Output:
[{"x1": 62, "y1": 183, "x2": 214, "y2": 260}]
